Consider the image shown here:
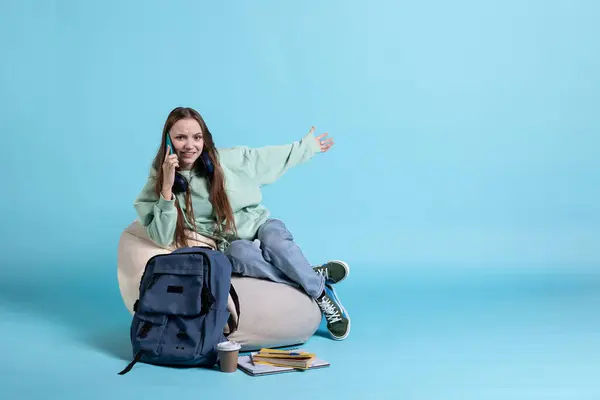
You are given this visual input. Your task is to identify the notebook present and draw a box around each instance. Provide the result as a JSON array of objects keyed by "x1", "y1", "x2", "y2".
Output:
[{"x1": 237, "y1": 348, "x2": 330, "y2": 376}]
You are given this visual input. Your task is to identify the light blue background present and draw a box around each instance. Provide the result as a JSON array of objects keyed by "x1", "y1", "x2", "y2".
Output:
[
  {"x1": 2, "y1": 0, "x2": 598, "y2": 267},
  {"x1": 1, "y1": 1, "x2": 600, "y2": 399}
]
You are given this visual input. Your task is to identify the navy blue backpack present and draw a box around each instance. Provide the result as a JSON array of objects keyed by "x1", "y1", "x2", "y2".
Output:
[{"x1": 118, "y1": 246, "x2": 240, "y2": 375}]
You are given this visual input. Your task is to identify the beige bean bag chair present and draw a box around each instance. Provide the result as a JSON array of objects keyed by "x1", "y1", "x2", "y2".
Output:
[{"x1": 117, "y1": 220, "x2": 322, "y2": 351}]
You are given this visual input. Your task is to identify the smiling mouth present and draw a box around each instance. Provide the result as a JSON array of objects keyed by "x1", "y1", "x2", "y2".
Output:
[{"x1": 181, "y1": 152, "x2": 196, "y2": 157}]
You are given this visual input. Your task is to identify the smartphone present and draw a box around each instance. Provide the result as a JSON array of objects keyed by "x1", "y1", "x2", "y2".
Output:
[{"x1": 165, "y1": 134, "x2": 174, "y2": 155}]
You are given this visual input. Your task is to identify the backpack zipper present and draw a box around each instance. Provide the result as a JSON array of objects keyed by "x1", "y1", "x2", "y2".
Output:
[{"x1": 197, "y1": 250, "x2": 215, "y2": 313}]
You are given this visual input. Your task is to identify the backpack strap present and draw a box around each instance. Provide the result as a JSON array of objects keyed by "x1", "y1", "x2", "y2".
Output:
[
  {"x1": 225, "y1": 284, "x2": 240, "y2": 337},
  {"x1": 118, "y1": 351, "x2": 143, "y2": 375}
]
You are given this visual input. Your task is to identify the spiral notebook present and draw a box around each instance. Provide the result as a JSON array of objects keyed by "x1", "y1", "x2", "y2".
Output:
[{"x1": 237, "y1": 348, "x2": 330, "y2": 376}]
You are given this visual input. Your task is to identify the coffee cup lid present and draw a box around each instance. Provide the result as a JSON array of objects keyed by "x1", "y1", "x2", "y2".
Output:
[{"x1": 217, "y1": 341, "x2": 241, "y2": 351}]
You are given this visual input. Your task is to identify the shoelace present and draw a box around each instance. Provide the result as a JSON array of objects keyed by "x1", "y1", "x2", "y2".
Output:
[
  {"x1": 315, "y1": 267, "x2": 330, "y2": 280},
  {"x1": 317, "y1": 295, "x2": 342, "y2": 324}
]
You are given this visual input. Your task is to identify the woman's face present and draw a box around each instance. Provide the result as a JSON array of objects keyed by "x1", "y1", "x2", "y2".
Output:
[{"x1": 168, "y1": 118, "x2": 204, "y2": 170}]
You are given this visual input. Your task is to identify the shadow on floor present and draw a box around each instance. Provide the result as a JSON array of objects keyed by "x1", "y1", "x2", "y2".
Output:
[{"x1": 81, "y1": 327, "x2": 133, "y2": 361}]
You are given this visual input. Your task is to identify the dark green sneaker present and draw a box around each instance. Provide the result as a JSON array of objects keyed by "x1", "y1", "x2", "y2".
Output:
[
  {"x1": 313, "y1": 260, "x2": 349, "y2": 284},
  {"x1": 316, "y1": 284, "x2": 350, "y2": 340}
]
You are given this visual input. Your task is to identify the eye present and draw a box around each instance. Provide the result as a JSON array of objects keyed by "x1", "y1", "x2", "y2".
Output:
[{"x1": 194, "y1": 135, "x2": 203, "y2": 140}]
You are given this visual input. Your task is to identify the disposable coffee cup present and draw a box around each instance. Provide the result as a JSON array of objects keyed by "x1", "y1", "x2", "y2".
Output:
[{"x1": 217, "y1": 341, "x2": 241, "y2": 373}]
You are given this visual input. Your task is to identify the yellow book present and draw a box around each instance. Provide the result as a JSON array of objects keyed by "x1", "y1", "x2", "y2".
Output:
[
  {"x1": 252, "y1": 348, "x2": 316, "y2": 370},
  {"x1": 253, "y1": 353, "x2": 315, "y2": 360},
  {"x1": 254, "y1": 348, "x2": 316, "y2": 359}
]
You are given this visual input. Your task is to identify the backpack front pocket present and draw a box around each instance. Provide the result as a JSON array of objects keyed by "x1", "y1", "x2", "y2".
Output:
[
  {"x1": 138, "y1": 271, "x2": 205, "y2": 316},
  {"x1": 159, "y1": 315, "x2": 206, "y2": 361},
  {"x1": 131, "y1": 313, "x2": 167, "y2": 357}
]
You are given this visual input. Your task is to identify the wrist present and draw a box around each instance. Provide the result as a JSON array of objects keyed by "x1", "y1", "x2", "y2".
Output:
[{"x1": 161, "y1": 188, "x2": 173, "y2": 200}]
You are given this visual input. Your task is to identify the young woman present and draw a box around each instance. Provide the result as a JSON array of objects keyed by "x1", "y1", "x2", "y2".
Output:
[{"x1": 134, "y1": 107, "x2": 350, "y2": 340}]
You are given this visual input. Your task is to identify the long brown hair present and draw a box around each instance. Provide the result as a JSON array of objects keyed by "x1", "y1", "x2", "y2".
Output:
[{"x1": 151, "y1": 107, "x2": 236, "y2": 248}]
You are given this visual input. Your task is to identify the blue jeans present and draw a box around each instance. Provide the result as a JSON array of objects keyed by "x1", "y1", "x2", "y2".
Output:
[{"x1": 225, "y1": 218, "x2": 325, "y2": 299}]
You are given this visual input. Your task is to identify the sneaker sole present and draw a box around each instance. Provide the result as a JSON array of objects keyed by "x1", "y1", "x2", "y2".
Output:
[
  {"x1": 328, "y1": 260, "x2": 350, "y2": 284},
  {"x1": 325, "y1": 284, "x2": 351, "y2": 340}
]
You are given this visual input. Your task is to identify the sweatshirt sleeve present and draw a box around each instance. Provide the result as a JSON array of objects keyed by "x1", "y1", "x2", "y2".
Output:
[
  {"x1": 133, "y1": 170, "x2": 178, "y2": 247},
  {"x1": 220, "y1": 130, "x2": 321, "y2": 186}
]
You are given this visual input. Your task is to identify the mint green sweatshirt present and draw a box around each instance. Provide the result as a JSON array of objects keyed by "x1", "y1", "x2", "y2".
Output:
[{"x1": 133, "y1": 131, "x2": 321, "y2": 250}]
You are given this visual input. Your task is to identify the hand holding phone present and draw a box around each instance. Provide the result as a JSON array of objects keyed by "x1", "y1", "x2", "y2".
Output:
[{"x1": 162, "y1": 134, "x2": 179, "y2": 197}]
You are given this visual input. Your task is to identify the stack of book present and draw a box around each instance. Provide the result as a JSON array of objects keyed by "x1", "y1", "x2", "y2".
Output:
[
  {"x1": 238, "y1": 348, "x2": 330, "y2": 376},
  {"x1": 251, "y1": 348, "x2": 316, "y2": 370}
]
